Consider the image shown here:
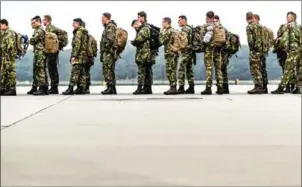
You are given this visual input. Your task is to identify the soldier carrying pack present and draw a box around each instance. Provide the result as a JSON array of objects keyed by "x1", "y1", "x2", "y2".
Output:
[
  {"x1": 170, "y1": 30, "x2": 188, "y2": 53},
  {"x1": 13, "y1": 32, "x2": 29, "y2": 59},
  {"x1": 262, "y1": 26, "x2": 274, "y2": 53},
  {"x1": 223, "y1": 32, "x2": 241, "y2": 57},
  {"x1": 147, "y1": 23, "x2": 162, "y2": 55},
  {"x1": 56, "y1": 28, "x2": 68, "y2": 50},
  {"x1": 115, "y1": 27, "x2": 128, "y2": 58},
  {"x1": 44, "y1": 31, "x2": 59, "y2": 54},
  {"x1": 86, "y1": 34, "x2": 98, "y2": 58},
  {"x1": 212, "y1": 25, "x2": 227, "y2": 47}
]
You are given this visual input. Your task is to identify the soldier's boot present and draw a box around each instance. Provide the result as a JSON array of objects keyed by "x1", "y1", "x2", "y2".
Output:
[
  {"x1": 133, "y1": 85, "x2": 143, "y2": 95},
  {"x1": 112, "y1": 85, "x2": 117, "y2": 95},
  {"x1": 142, "y1": 85, "x2": 152, "y2": 94},
  {"x1": 27, "y1": 86, "x2": 37, "y2": 95},
  {"x1": 62, "y1": 85, "x2": 74, "y2": 95},
  {"x1": 247, "y1": 85, "x2": 263, "y2": 94},
  {"x1": 216, "y1": 86, "x2": 224, "y2": 95},
  {"x1": 3, "y1": 88, "x2": 17, "y2": 96},
  {"x1": 0, "y1": 88, "x2": 6, "y2": 96},
  {"x1": 284, "y1": 84, "x2": 291, "y2": 93},
  {"x1": 33, "y1": 86, "x2": 49, "y2": 96},
  {"x1": 185, "y1": 84, "x2": 195, "y2": 94},
  {"x1": 177, "y1": 85, "x2": 185, "y2": 94},
  {"x1": 223, "y1": 83, "x2": 229, "y2": 94},
  {"x1": 84, "y1": 85, "x2": 90, "y2": 94},
  {"x1": 291, "y1": 87, "x2": 301, "y2": 94},
  {"x1": 164, "y1": 86, "x2": 178, "y2": 95},
  {"x1": 101, "y1": 85, "x2": 114, "y2": 95},
  {"x1": 262, "y1": 84, "x2": 268, "y2": 94},
  {"x1": 201, "y1": 87, "x2": 212, "y2": 95},
  {"x1": 49, "y1": 86, "x2": 59, "y2": 94},
  {"x1": 290, "y1": 84, "x2": 296, "y2": 92},
  {"x1": 271, "y1": 86, "x2": 284, "y2": 94},
  {"x1": 101, "y1": 85, "x2": 110, "y2": 95},
  {"x1": 74, "y1": 87, "x2": 85, "y2": 95}
]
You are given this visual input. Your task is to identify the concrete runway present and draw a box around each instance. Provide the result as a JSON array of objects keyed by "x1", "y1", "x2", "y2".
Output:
[{"x1": 1, "y1": 85, "x2": 301, "y2": 186}]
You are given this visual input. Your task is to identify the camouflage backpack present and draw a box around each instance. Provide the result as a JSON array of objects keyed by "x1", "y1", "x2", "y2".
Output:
[
  {"x1": 13, "y1": 31, "x2": 29, "y2": 59},
  {"x1": 171, "y1": 30, "x2": 188, "y2": 52},
  {"x1": 212, "y1": 25, "x2": 227, "y2": 47},
  {"x1": 56, "y1": 28, "x2": 68, "y2": 50},
  {"x1": 44, "y1": 31, "x2": 59, "y2": 54},
  {"x1": 191, "y1": 25, "x2": 206, "y2": 53},
  {"x1": 262, "y1": 26, "x2": 274, "y2": 53},
  {"x1": 115, "y1": 28, "x2": 128, "y2": 57},
  {"x1": 223, "y1": 32, "x2": 241, "y2": 56},
  {"x1": 87, "y1": 34, "x2": 98, "y2": 58},
  {"x1": 274, "y1": 24, "x2": 289, "y2": 52}
]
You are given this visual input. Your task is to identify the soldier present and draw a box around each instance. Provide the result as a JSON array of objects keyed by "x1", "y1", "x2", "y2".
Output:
[
  {"x1": 201, "y1": 11, "x2": 224, "y2": 95},
  {"x1": 177, "y1": 15, "x2": 195, "y2": 94},
  {"x1": 214, "y1": 15, "x2": 229, "y2": 94},
  {"x1": 0, "y1": 19, "x2": 17, "y2": 96},
  {"x1": 159, "y1": 17, "x2": 179, "y2": 95},
  {"x1": 137, "y1": 11, "x2": 153, "y2": 94},
  {"x1": 43, "y1": 15, "x2": 59, "y2": 94},
  {"x1": 253, "y1": 14, "x2": 268, "y2": 94},
  {"x1": 245, "y1": 12, "x2": 263, "y2": 94},
  {"x1": 28, "y1": 16, "x2": 49, "y2": 96},
  {"x1": 272, "y1": 12, "x2": 301, "y2": 94},
  {"x1": 100, "y1": 12, "x2": 117, "y2": 95},
  {"x1": 62, "y1": 18, "x2": 87, "y2": 95}
]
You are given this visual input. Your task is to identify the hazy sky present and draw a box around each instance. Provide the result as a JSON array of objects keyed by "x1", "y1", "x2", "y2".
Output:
[{"x1": 1, "y1": 1, "x2": 301, "y2": 49}]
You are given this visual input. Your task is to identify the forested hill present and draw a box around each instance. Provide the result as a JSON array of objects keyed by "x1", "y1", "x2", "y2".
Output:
[{"x1": 16, "y1": 44, "x2": 283, "y2": 82}]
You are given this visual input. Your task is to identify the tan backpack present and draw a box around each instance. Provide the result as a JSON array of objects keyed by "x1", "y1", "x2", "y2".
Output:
[
  {"x1": 212, "y1": 25, "x2": 226, "y2": 47},
  {"x1": 263, "y1": 26, "x2": 274, "y2": 53},
  {"x1": 115, "y1": 28, "x2": 128, "y2": 57},
  {"x1": 171, "y1": 30, "x2": 188, "y2": 52},
  {"x1": 44, "y1": 31, "x2": 59, "y2": 54}
]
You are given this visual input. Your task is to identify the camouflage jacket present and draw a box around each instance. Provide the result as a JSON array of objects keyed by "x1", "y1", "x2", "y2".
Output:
[
  {"x1": 100, "y1": 20, "x2": 117, "y2": 55},
  {"x1": 134, "y1": 23, "x2": 151, "y2": 63},
  {"x1": 1, "y1": 27, "x2": 16, "y2": 61},
  {"x1": 287, "y1": 21, "x2": 301, "y2": 52},
  {"x1": 30, "y1": 26, "x2": 45, "y2": 52},
  {"x1": 159, "y1": 26, "x2": 177, "y2": 55},
  {"x1": 246, "y1": 22, "x2": 263, "y2": 52},
  {"x1": 180, "y1": 24, "x2": 193, "y2": 54},
  {"x1": 45, "y1": 24, "x2": 57, "y2": 33},
  {"x1": 71, "y1": 26, "x2": 88, "y2": 64}
]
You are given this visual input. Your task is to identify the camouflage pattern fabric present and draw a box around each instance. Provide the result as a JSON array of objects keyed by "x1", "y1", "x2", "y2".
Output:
[
  {"x1": 204, "y1": 47, "x2": 223, "y2": 88},
  {"x1": 144, "y1": 64, "x2": 153, "y2": 86},
  {"x1": 279, "y1": 51, "x2": 300, "y2": 88},
  {"x1": 83, "y1": 57, "x2": 94, "y2": 87},
  {"x1": 69, "y1": 64, "x2": 86, "y2": 88},
  {"x1": 178, "y1": 25, "x2": 194, "y2": 86},
  {"x1": 71, "y1": 26, "x2": 88, "y2": 64},
  {"x1": 136, "y1": 62, "x2": 145, "y2": 86},
  {"x1": 0, "y1": 28, "x2": 16, "y2": 89},
  {"x1": 46, "y1": 24, "x2": 57, "y2": 33},
  {"x1": 30, "y1": 26, "x2": 48, "y2": 87},
  {"x1": 260, "y1": 53, "x2": 268, "y2": 85},
  {"x1": 248, "y1": 51, "x2": 263, "y2": 86},
  {"x1": 134, "y1": 23, "x2": 151, "y2": 64},
  {"x1": 102, "y1": 52, "x2": 116, "y2": 86},
  {"x1": 221, "y1": 53, "x2": 229, "y2": 84}
]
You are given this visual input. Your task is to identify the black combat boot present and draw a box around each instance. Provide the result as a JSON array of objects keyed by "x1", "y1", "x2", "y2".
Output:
[
  {"x1": 185, "y1": 84, "x2": 195, "y2": 94},
  {"x1": 284, "y1": 84, "x2": 291, "y2": 93},
  {"x1": 33, "y1": 86, "x2": 49, "y2": 96},
  {"x1": 222, "y1": 83, "x2": 229, "y2": 94},
  {"x1": 216, "y1": 86, "x2": 223, "y2": 95},
  {"x1": 262, "y1": 84, "x2": 268, "y2": 94},
  {"x1": 84, "y1": 85, "x2": 90, "y2": 94},
  {"x1": 62, "y1": 85, "x2": 74, "y2": 95},
  {"x1": 201, "y1": 87, "x2": 212, "y2": 95},
  {"x1": 247, "y1": 85, "x2": 263, "y2": 94},
  {"x1": 271, "y1": 86, "x2": 284, "y2": 94},
  {"x1": 0, "y1": 88, "x2": 6, "y2": 95},
  {"x1": 133, "y1": 85, "x2": 143, "y2": 95},
  {"x1": 142, "y1": 85, "x2": 152, "y2": 94},
  {"x1": 291, "y1": 87, "x2": 301, "y2": 94},
  {"x1": 74, "y1": 87, "x2": 85, "y2": 95},
  {"x1": 177, "y1": 85, "x2": 185, "y2": 94},
  {"x1": 101, "y1": 85, "x2": 114, "y2": 95},
  {"x1": 49, "y1": 86, "x2": 59, "y2": 94},
  {"x1": 3, "y1": 88, "x2": 16, "y2": 96},
  {"x1": 27, "y1": 86, "x2": 37, "y2": 95},
  {"x1": 112, "y1": 85, "x2": 117, "y2": 95},
  {"x1": 290, "y1": 84, "x2": 296, "y2": 92},
  {"x1": 164, "y1": 86, "x2": 178, "y2": 95}
]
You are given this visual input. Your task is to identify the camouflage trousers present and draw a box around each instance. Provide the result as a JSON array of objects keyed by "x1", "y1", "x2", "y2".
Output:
[
  {"x1": 221, "y1": 53, "x2": 229, "y2": 84},
  {"x1": 260, "y1": 54, "x2": 268, "y2": 85},
  {"x1": 33, "y1": 51, "x2": 48, "y2": 87},
  {"x1": 136, "y1": 61, "x2": 153, "y2": 86},
  {"x1": 81, "y1": 58, "x2": 94, "y2": 88},
  {"x1": 249, "y1": 51, "x2": 263, "y2": 86},
  {"x1": 279, "y1": 51, "x2": 301, "y2": 88},
  {"x1": 102, "y1": 52, "x2": 116, "y2": 86},
  {"x1": 69, "y1": 64, "x2": 86, "y2": 88},
  {"x1": 279, "y1": 58, "x2": 296, "y2": 85},
  {"x1": 46, "y1": 52, "x2": 59, "y2": 87},
  {"x1": 165, "y1": 53, "x2": 178, "y2": 87},
  {"x1": 178, "y1": 52, "x2": 194, "y2": 86},
  {"x1": 204, "y1": 48, "x2": 223, "y2": 88},
  {"x1": 0, "y1": 58, "x2": 16, "y2": 90}
]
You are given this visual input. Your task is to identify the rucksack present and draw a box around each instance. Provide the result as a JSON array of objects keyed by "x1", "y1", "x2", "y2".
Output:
[
  {"x1": 171, "y1": 30, "x2": 188, "y2": 52},
  {"x1": 115, "y1": 28, "x2": 128, "y2": 57},
  {"x1": 212, "y1": 25, "x2": 227, "y2": 47},
  {"x1": 87, "y1": 34, "x2": 98, "y2": 58},
  {"x1": 56, "y1": 28, "x2": 68, "y2": 50},
  {"x1": 223, "y1": 32, "x2": 241, "y2": 56},
  {"x1": 262, "y1": 26, "x2": 274, "y2": 53},
  {"x1": 192, "y1": 25, "x2": 206, "y2": 52},
  {"x1": 44, "y1": 31, "x2": 59, "y2": 54},
  {"x1": 147, "y1": 23, "x2": 162, "y2": 54},
  {"x1": 13, "y1": 31, "x2": 29, "y2": 59}
]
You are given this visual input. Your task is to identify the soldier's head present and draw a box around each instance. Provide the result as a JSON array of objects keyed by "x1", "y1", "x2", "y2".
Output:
[
  {"x1": 162, "y1": 17, "x2": 171, "y2": 28},
  {"x1": 213, "y1": 15, "x2": 220, "y2": 25},
  {"x1": 43, "y1": 15, "x2": 52, "y2": 27},
  {"x1": 178, "y1": 15, "x2": 187, "y2": 27},
  {"x1": 0, "y1": 19, "x2": 9, "y2": 31},
  {"x1": 131, "y1": 19, "x2": 141, "y2": 30},
  {"x1": 73, "y1": 18, "x2": 83, "y2": 29},
  {"x1": 287, "y1": 12, "x2": 296, "y2": 23},
  {"x1": 137, "y1": 11, "x2": 147, "y2": 24},
  {"x1": 82, "y1": 21, "x2": 86, "y2": 28},
  {"x1": 246, "y1": 12, "x2": 254, "y2": 23},
  {"x1": 206, "y1": 11, "x2": 215, "y2": 23},
  {"x1": 31, "y1": 16, "x2": 42, "y2": 28},
  {"x1": 102, "y1": 12, "x2": 111, "y2": 25},
  {"x1": 253, "y1": 14, "x2": 260, "y2": 24}
]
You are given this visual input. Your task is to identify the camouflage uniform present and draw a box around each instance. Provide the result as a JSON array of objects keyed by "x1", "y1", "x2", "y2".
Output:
[
  {"x1": 178, "y1": 24, "x2": 194, "y2": 86},
  {"x1": 83, "y1": 57, "x2": 94, "y2": 88},
  {"x1": 259, "y1": 24, "x2": 268, "y2": 86},
  {"x1": 30, "y1": 26, "x2": 48, "y2": 87},
  {"x1": 159, "y1": 26, "x2": 178, "y2": 87},
  {"x1": 100, "y1": 20, "x2": 117, "y2": 86},
  {"x1": 45, "y1": 24, "x2": 59, "y2": 88},
  {"x1": 69, "y1": 26, "x2": 88, "y2": 88},
  {"x1": 0, "y1": 27, "x2": 16, "y2": 91},
  {"x1": 246, "y1": 21, "x2": 263, "y2": 87},
  {"x1": 221, "y1": 53, "x2": 229, "y2": 84}
]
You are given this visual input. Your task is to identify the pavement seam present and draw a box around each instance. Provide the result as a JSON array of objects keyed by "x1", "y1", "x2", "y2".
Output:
[{"x1": 1, "y1": 96, "x2": 73, "y2": 131}]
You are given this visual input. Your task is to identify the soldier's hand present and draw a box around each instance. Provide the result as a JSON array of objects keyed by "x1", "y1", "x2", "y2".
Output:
[{"x1": 71, "y1": 57, "x2": 76, "y2": 64}]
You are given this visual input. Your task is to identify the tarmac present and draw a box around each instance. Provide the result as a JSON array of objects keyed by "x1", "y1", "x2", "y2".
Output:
[{"x1": 1, "y1": 85, "x2": 301, "y2": 186}]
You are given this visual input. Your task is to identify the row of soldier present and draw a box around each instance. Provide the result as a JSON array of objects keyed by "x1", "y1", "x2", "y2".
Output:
[{"x1": 0, "y1": 11, "x2": 301, "y2": 96}]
